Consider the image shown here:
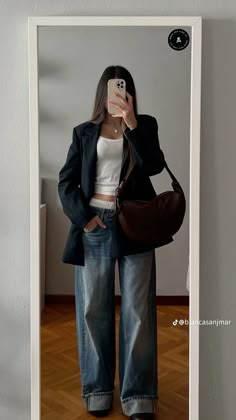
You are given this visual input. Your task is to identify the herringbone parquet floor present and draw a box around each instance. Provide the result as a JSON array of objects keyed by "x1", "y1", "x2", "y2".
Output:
[{"x1": 41, "y1": 304, "x2": 189, "y2": 419}]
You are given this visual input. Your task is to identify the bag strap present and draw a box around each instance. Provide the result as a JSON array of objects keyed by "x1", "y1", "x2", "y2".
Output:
[{"x1": 115, "y1": 141, "x2": 180, "y2": 198}]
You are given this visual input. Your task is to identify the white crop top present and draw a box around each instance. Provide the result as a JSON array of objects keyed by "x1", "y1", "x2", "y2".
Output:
[{"x1": 94, "y1": 135, "x2": 123, "y2": 195}]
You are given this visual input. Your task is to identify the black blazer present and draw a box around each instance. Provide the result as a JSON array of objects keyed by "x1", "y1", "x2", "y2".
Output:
[{"x1": 58, "y1": 114, "x2": 171, "y2": 265}]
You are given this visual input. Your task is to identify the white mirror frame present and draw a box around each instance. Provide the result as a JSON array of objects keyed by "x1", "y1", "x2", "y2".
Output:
[{"x1": 28, "y1": 15, "x2": 202, "y2": 420}]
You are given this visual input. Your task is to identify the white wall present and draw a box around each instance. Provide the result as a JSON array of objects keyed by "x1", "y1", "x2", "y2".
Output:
[
  {"x1": 38, "y1": 26, "x2": 190, "y2": 296},
  {"x1": 0, "y1": 2, "x2": 235, "y2": 419}
]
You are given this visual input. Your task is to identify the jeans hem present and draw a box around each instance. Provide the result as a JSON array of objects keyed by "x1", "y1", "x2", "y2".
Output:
[
  {"x1": 82, "y1": 390, "x2": 114, "y2": 410},
  {"x1": 120, "y1": 395, "x2": 158, "y2": 416}
]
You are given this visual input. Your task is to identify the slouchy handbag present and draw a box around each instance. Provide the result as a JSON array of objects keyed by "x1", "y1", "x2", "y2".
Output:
[{"x1": 114, "y1": 149, "x2": 186, "y2": 247}]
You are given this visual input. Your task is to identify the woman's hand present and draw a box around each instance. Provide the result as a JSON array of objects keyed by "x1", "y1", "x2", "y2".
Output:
[
  {"x1": 83, "y1": 215, "x2": 107, "y2": 232},
  {"x1": 109, "y1": 91, "x2": 138, "y2": 130}
]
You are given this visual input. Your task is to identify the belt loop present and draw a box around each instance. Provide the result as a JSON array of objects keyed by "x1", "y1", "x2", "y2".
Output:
[{"x1": 101, "y1": 207, "x2": 105, "y2": 219}]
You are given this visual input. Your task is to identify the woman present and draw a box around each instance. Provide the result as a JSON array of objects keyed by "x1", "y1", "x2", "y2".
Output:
[{"x1": 58, "y1": 65, "x2": 166, "y2": 420}]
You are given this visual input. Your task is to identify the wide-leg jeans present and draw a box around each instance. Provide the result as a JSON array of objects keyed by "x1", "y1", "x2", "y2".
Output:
[{"x1": 74, "y1": 204, "x2": 158, "y2": 416}]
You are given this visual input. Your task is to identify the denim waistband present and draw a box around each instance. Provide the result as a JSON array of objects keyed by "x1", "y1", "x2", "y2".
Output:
[
  {"x1": 89, "y1": 207, "x2": 116, "y2": 219},
  {"x1": 90, "y1": 207, "x2": 116, "y2": 221}
]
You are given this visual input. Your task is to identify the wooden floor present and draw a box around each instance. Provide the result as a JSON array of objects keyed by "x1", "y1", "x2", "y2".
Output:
[{"x1": 41, "y1": 304, "x2": 189, "y2": 419}]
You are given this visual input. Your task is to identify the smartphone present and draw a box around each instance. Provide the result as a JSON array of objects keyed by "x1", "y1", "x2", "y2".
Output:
[{"x1": 107, "y1": 78, "x2": 126, "y2": 114}]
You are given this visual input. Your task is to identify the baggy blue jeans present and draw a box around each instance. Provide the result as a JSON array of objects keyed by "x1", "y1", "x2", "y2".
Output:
[{"x1": 74, "y1": 204, "x2": 158, "y2": 417}]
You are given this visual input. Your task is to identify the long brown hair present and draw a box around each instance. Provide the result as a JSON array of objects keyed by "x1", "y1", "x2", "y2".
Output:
[{"x1": 89, "y1": 65, "x2": 138, "y2": 170}]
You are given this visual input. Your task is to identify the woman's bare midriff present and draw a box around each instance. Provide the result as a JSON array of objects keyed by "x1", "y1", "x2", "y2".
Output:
[{"x1": 93, "y1": 193, "x2": 116, "y2": 202}]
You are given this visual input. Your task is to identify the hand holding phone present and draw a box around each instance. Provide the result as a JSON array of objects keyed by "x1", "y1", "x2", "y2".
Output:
[{"x1": 107, "y1": 78, "x2": 126, "y2": 114}]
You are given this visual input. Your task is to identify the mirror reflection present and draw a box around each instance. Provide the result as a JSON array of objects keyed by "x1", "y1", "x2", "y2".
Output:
[{"x1": 39, "y1": 25, "x2": 190, "y2": 420}]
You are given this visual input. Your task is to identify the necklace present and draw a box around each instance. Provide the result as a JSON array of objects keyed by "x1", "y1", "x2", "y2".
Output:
[
  {"x1": 112, "y1": 123, "x2": 121, "y2": 133},
  {"x1": 114, "y1": 119, "x2": 126, "y2": 134},
  {"x1": 104, "y1": 119, "x2": 125, "y2": 135}
]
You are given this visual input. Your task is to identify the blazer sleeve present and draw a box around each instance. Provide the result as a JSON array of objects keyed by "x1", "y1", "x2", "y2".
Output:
[
  {"x1": 58, "y1": 127, "x2": 95, "y2": 229},
  {"x1": 123, "y1": 116, "x2": 165, "y2": 176}
]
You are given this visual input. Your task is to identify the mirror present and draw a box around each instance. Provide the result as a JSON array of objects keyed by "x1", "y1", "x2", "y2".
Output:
[{"x1": 29, "y1": 16, "x2": 201, "y2": 420}]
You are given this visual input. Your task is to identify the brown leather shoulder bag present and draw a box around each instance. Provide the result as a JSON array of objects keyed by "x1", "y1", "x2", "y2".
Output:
[{"x1": 114, "y1": 146, "x2": 186, "y2": 248}]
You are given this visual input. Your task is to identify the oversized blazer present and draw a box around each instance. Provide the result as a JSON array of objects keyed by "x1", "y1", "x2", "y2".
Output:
[{"x1": 58, "y1": 114, "x2": 173, "y2": 265}]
